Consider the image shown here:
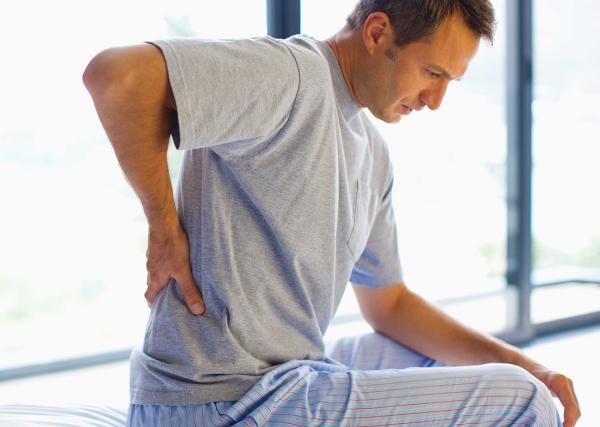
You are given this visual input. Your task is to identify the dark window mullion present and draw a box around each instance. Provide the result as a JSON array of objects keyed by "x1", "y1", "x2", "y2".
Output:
[
  {"x1": 267, "y1": 0, "x2": 301, "y2": 38},
  {"x1": 505, "y1": 0, "x2": 534, "y2": 343}
]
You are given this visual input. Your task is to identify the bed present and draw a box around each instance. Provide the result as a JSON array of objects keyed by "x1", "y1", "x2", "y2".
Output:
[{"x1": 0, "y1": 404, "x2": 127, "y2": 426}]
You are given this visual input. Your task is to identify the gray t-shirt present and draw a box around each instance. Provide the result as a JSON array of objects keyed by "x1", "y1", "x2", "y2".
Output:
[{"x1": 129, "y1": 35, "x2": 403, "y2": 405}]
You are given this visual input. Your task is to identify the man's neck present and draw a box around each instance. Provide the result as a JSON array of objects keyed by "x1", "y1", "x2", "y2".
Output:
[{"x1": 325, "y1": 28, "x2": 365, "y2": 108}]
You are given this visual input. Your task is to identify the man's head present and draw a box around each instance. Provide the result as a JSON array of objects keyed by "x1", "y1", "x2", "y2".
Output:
[{"x1": 334, "y1": 0, "x2": 495, "y2": 123}]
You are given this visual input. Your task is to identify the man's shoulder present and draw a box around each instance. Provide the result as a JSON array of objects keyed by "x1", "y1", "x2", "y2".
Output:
[
  {"x1": 168, "y1": 35, "x2": 330, "y2": 86},
  {"x1": 278, "y1": 35, "x2": 325, "y2": 58},
  {"x1": 151, "y1": 36, "x2": 297, "y2": 70},
  {"x1": 278, "y1": 35, "x2": 332, "y2": 81}
]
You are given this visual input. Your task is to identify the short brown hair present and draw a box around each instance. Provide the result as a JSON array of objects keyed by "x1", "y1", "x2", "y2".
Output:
[{"x1": 346, "y1": 0, "x2": 496, "y2": 46}]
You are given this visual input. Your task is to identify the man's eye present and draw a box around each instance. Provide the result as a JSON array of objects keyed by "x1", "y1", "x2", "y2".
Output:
[{"x1": 427, "y1": 70, "x2": 441, "y2": 78}]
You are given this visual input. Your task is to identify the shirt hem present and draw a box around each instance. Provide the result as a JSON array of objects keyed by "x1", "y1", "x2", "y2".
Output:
[{"x1": 129, "y1": 380, "x2": 257, "y2": 405}]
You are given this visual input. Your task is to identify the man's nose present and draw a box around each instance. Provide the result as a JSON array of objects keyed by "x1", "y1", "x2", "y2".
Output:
[{"x1": 420, "y1": 81, "x2": 449, "y2": 111}]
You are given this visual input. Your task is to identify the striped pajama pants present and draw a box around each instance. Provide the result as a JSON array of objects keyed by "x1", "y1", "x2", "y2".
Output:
[{"x1": 128, "y1": 332, "x2": 561, "y2": 426}]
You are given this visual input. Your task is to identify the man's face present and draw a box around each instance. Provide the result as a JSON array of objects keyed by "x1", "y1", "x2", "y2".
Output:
[{"x1": 355, "y1": 13, "x2": 481, "y2": 123}]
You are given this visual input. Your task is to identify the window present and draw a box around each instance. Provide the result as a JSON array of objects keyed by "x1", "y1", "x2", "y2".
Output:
[
  {"x1": 0, "y1": 0, "x2": 266, "y2": 372},
  {"x1": 531, "y1": 0, "x2": 600, "y2": 323}
]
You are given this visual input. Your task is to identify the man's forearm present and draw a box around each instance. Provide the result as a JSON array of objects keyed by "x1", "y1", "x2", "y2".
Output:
[
  {"x1": 371, "y1": 288, "x2": 527, "y2": 368},
  {"x1": 83, "y1": 45, "x2": 178, "y2": 230}
]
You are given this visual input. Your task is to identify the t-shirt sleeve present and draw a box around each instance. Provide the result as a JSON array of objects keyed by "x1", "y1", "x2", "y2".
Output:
[
  {"x1": 350, "y1": 171, "x2": 404, "y2": 288},
  {"x1": 146, "y1": 37, "x2": 299, "y2": 150}
]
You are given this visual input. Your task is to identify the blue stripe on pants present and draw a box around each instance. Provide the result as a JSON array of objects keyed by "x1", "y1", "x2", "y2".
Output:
[{"x1": 128, "y1": 332, "x2": 562, "y2": 426}]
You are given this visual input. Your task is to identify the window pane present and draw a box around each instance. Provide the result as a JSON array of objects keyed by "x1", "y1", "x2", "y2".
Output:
[
  {"x1": 531, "y1": 0, "x2": 600, "y2": 322},
  {"x1": 0, "y1": 0, "x2": 266, "y2": 371},
  {"x1": 304, "y1": 0, "x2": 511, "y2": 336},
  {"x1": 301, "y1": 0, "x2": 358, "y2": 39}
]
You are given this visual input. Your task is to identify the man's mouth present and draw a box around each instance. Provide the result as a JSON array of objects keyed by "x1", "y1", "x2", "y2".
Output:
[{"x1": 400, "y1": 104, "x2": 413, "y2": 115}]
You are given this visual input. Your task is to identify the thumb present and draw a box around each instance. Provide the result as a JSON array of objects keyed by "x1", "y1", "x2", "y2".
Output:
[{"x1": 175, "y1": 267, "x2": 205, "y2": 316}]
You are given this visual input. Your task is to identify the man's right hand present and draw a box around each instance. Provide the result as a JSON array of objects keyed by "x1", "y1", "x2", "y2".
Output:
[{"x1": 145, "y1": 219, "x2": 205, "y2": 315}]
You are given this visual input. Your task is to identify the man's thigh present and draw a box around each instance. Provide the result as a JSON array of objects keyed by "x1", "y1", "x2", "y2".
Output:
[
  {"x1": 257, "y1": 332, "x2": 561, "y2": 426},
  {"x1": 264, "y1": 361, "x2": 560, "y2": 426}
]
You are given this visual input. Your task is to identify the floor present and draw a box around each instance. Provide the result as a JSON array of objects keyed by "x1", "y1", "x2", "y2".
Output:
[{"x1": 0, "y1": 324, "x2": 598, "y2": 426}]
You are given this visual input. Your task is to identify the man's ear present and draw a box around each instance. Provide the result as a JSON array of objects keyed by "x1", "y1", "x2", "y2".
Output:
[{"x1": 362, "y1": 11, "x2": 394, "y2": 56}]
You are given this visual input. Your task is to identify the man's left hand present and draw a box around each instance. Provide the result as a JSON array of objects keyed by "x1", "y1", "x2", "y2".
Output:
[{"x1": 527, "y1": 363, "x2": 581, "y2": 427}]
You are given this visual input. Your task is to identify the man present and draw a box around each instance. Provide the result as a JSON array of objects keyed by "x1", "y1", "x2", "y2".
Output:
[{"x1": 84, "y1": 0, "x2": 580, "y2": 425}]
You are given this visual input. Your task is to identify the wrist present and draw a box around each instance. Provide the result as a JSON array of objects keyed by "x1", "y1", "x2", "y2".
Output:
[
  {"x1": 146, "y1": 202, "x2": 180, "y2": 234},
  {"x1": 485, "y1": 335, "x2": 525, "y2": 366},
  {"x1": 500, "y1": 343, "x2": 541, "y2": 372}
]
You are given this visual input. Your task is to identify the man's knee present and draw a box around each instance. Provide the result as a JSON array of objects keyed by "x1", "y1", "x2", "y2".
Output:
[{"x1": 483, "y1": 363, "x2": 559, "y2": 426}]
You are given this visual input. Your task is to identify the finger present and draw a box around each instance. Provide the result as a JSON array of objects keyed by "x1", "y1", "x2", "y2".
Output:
[
  {"x1": 562, "y1": 402, "x2": 580, "y2": 427},
  {"x1": 144, "y1": 272, "x2": 169, "y2": 305},
  {"x1": 556, "y1": 383, "x2": 581, "y2": 427},
  {"x1": 146, "y1": 232, "x2": 150, "y2": 258},
  {"x1": 569, "y1": 379, "x2": 580, "y2": 407},
  {"x1": 175, "y1": 266, "x2": 205, "y2": 316},
  {"x1": 145, "y1": 284, "x2": 161, "y2": 306},
  {"x1": 145, "y1": 276, "x2": 151, "y2": 308}
]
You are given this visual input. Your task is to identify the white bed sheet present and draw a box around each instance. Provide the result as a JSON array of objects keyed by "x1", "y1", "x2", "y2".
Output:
[{"x1": 0, "y1": 404, "x2": 127, "y2": 426}]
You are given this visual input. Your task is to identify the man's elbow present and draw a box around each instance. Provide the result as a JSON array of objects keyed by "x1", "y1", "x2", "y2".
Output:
[
  {"x1": 82, "y1": 44, "x2": 175, "y2": 110},
  {"x1": 355, "y1": 282, "x2": 408, "y2": 329},
  {"x1": 362, "y1": 306, "x2": 395, "y2": 331},
  {"x1": 83, "y1": 48, "x2": 117, "y2": 96},
  {"x1": 82, "y1": 47, "x2": 142, "y2": 101}
]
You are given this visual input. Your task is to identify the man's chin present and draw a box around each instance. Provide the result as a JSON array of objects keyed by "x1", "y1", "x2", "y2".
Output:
[
  {"x1": 370, "y1": 108, "x2": 403, "y2": 124},
  {"x1": 382, "y1": 112, "x2": 403, "y2": 124}
]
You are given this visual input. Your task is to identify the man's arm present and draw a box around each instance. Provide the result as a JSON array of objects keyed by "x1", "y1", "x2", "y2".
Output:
[
  {"x1": 352, "y1": 282, "x2": 517, "y2": 365},
  {"x1": 352, "y1": 282, "x2": 580, "y2": 426},
  {"x1": 82, "y1": 44, "x2": 205, "y2": 315}
]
